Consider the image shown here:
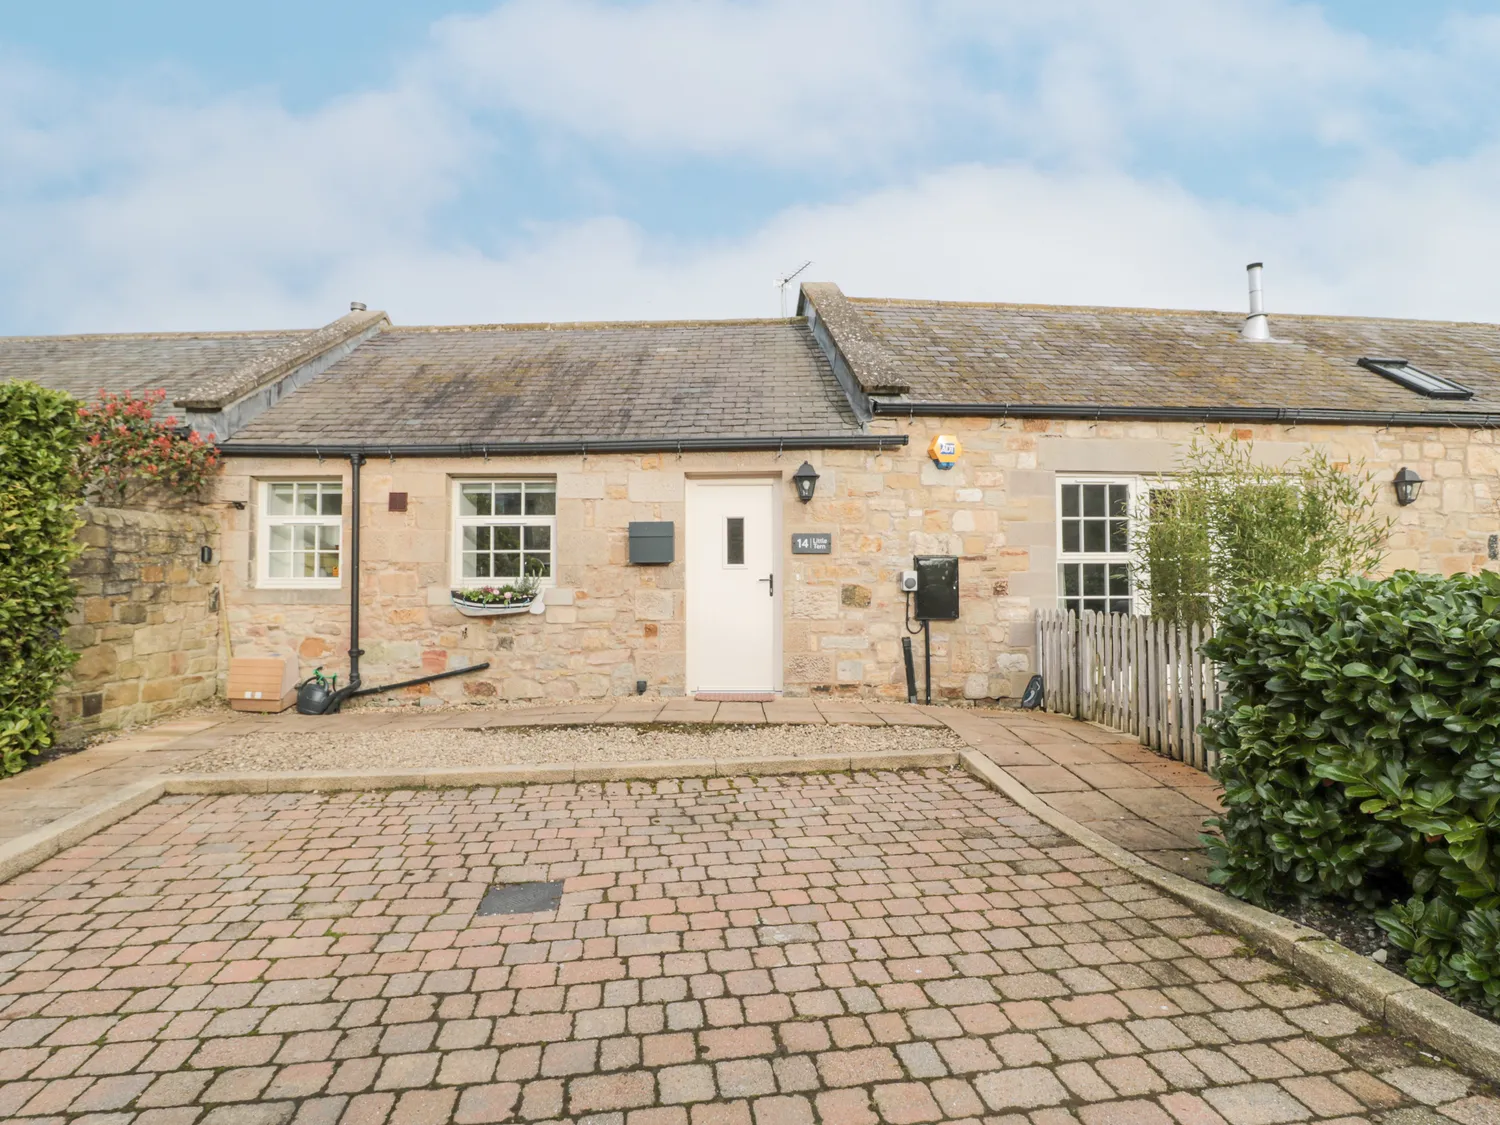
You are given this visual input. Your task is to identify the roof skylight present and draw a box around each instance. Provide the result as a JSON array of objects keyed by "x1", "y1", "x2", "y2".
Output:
[{"x1": 1356, "y1": 357, "x2": 1473, "y2": 401}]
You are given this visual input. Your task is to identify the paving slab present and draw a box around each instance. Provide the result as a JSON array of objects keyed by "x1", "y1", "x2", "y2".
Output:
[
  {"x1": 598, "y1": 703, "x2": 666, "y2": 724},
  {"x1": 870, "y1": 708, "x2": 946, "y2": 727},
  {"x1": 1097, "y1": 741, "x2": 1176, "y2": 764},
  {"x1": 713, "y1": 702, "x2": 766, "y2": 724},
  {"x1": 970, "y1": 743, "x2": 1055, "y2": 768},
  {"x1": 1044, "y1": 790, "x2": 1142, "y2": 822},
  {"x1": 759, "y1": 702, "x2": 823, "y2": 724},
  {"x1": 657, "y1": 700, "x2": 723, "y2": 722},
  {"x1": 1030, "y1": 741, "x2": 1123, "y2": 765},
  {"x1": 1067, "y1": 762, "x2": 1167, "y2": 790},
  {"x1": 1136, "y1": 848, "x2": 1216, "y2": 882},
  {"x1": 1152, "y1": 813, "x2": 1221, "y2": 844},
  {"x1": 1004, "y1": 764, "x2": 1095, "y2": 793},
  {"x1": 1092, "y1": 816, "x2": 1199, "y2": 852},
  {"x1": 1105, "y1": 786, "x2": 1220, "y2": 822},
  {"x1": 1178, "y1": 786, "x2": 1228, "y2": 813},
  {"x1": 811, "y1": 711, "x2": 886, "y2": 726}
]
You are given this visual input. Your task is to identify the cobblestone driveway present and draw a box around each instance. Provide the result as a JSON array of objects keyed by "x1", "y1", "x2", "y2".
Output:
[{"x1": 0, "y1": 771, "x2": 1494, "y2": 1124}]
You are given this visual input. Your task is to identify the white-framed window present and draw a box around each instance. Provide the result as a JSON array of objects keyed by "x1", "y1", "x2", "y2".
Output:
[
  {"x1": 259, "y1": 480, "x2": 343, "y2": 587},
  {"x1": 1057, "y1": 476, "x2": 1138, "y2": 615},
  {"x1": 453, "y1": 480, "x2": 556, "y2": 584}
]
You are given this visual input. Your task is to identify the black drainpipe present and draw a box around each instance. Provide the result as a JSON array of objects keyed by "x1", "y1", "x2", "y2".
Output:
[
  {"x1": 300, "y1": 448, "x2": 487, "y2": 715},
  {"x1": 347, "y1": 452, "x2": 364, "y2": 690}
]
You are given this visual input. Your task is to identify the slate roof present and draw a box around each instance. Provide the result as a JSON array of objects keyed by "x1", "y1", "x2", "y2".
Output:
[
  {"x1": 0, "y1": 309, "x2": 386, "y2": 411},
  {"x1": 227, "y1": 319, "x2": 864, "y2": 447},
  {"x1": 0, "y1": 330, "x2": 310, "y2": 404},
  {"x1": 800, "y1": 283, "x2": 1500, "y2": 420}
]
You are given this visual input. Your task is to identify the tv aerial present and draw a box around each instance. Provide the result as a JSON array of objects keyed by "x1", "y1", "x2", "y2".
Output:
[{"x1": 776, "y1": 260, "x2": 813, "y2": 317}]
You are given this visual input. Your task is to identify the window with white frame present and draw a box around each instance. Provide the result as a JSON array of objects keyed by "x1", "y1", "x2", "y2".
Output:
[
  {"x1": 260, "y1": 481, "x2": 342, "y2": 587},
  {"x1": 454, "y1": 480, "x2": 556, "y2": 584},
  {"x1": 1057, "y1": 478, "x2": 1136, "y2": 615}
]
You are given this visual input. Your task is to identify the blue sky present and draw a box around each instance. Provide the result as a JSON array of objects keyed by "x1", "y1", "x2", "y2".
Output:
[{"x1": 2, "y1": 1, "x2": 1500, "y2": 333}]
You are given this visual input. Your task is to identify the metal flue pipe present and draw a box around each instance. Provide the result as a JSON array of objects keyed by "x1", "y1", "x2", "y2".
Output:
[{"x1": 1241, "y1": 262, "x2": 1270, "y2": 341}]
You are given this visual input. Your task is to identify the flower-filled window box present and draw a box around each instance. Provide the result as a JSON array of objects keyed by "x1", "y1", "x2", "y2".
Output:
[{"x1": 450, "y1": 574, "x2": 545, "y2": 617}]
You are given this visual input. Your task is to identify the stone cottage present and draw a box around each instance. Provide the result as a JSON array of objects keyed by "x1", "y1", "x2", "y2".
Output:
[{"x1": 9, "y1": 267, "x2": 1500, "y2": 708}]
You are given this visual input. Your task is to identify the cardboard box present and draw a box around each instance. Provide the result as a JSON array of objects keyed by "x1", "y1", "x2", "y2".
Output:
[{"x1": 227, "y1": 656, "x2": 298, "y2": 713}]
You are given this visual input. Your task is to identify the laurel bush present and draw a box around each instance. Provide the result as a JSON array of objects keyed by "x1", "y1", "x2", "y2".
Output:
[
  {"x1": 0, "y1": 382, "x2": 85, "y2": 775},
  {"x1": 1204, "y1": 571, "x2": 1500, "y2": 1015}
]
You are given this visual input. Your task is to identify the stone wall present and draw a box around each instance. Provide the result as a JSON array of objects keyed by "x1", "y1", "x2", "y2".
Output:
[
  {"x1": 220, "y1": 453, "x2": 787, "y2": 704},
  {"x1": 216, "y1": 420, "x2": 1499, "y2": 705},
  {"x1": 58, "y1": 507, "x2": 222, "y2": 740}
]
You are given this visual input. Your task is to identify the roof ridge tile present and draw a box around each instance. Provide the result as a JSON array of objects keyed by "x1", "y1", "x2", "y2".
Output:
[
  {"x1": 0, "y1": 327, "x2": 314, "y2": 343},
  {"x1": 391, "y1": 317, "x2": 806, "y2": 333},
  {"x1": 174, "y1": 309, "x2": 388, "y2": 410},
  {"x1": 846, "y1": 295, "x2": 1500, "y2": 331}
]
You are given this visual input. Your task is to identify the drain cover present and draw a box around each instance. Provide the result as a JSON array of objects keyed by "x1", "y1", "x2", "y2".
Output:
[{"x1": 477, "y1": 880, "x2": 565, "y2": 917}]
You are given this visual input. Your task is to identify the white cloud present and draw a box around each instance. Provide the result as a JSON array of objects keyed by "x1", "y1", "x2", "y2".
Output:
[
  {"x1": 1002, "y1": 2, "x2": 1377, "y2": 140},
  {"x1": 424, "y1": 0, "x2": 1488, "y2": 167},
  {"x1": 427, "y1": 0, "x2": 947, "y2": 163},
  {"x1": 309, "y1": 156, "x2": 1500, "y2": 327},
  {"x1": 2, "y1": 1, "x2": 1500, "y2": 334},
  {"x1": 0, "y1": 68, "x2": 477, "y2": 330}
]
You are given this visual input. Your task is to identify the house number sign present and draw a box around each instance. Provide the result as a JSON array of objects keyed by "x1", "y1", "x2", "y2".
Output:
[{"x1": 791, "y1": 533, "x2": 832, "y2": 554}]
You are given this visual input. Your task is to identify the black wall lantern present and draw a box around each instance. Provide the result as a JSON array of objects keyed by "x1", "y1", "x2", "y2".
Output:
[
  {"x1": 1393, "y1": 466, "x2": 1424, "y2": 506},
  {"x1": 792, "y1": 461, "x2": 819, "y2": 503}
]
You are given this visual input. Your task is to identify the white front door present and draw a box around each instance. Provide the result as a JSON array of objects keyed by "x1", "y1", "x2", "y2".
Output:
[{"x1": 686, "y1": 479, "x2": 778, "y2": 693}]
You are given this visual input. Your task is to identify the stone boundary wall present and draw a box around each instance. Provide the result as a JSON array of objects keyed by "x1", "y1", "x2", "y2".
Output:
[{"x1": 58, "y1": 507, "x2": 221, "y2": 742}]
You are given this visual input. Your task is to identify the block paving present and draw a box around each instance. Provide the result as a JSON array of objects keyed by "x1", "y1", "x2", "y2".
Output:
[
  {"x1": 1, "y1": 769, "x2": 1496, "y2": 1123},
  {"x1": 2, "y1": 703, "x2": 1221, "y2": 888}
]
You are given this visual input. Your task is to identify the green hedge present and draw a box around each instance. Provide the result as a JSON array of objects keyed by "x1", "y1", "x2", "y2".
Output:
[
  {"x1": 1203, "y1": 571, "x2": 1500, "y2": 1015},
  {"x1": 0, "y1": 382, "x2": 85, "y2": 775}
]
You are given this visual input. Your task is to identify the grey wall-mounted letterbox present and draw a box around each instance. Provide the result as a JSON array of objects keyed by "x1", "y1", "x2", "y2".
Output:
[{"x1": 628, "y1": 521, "x2": 675, "y2": 565}]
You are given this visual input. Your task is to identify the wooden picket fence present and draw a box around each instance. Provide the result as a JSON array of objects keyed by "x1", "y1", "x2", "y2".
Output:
[{"x1": 1034, "y1": 608, "x2": 1220, "y2": 772}]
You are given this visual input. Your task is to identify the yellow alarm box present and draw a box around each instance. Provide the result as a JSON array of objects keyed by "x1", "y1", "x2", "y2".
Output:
[{"x1": 927, "y1": 433, "x2": 961, "y2": 468}]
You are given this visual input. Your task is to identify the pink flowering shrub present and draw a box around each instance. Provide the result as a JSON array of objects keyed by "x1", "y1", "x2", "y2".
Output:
[{"x1": 77, "y1": 389, "x2": 220, "y2": 501}]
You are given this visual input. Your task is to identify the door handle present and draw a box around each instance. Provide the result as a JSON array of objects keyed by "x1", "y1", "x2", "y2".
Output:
[{"x1": 759, "y1": 574, "x2": 774, "y2": 596}]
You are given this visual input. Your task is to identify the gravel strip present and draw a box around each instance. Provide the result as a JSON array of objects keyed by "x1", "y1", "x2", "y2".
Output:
[{"x1": 174, "y1": 722, "x2": 964, "y2": 774}]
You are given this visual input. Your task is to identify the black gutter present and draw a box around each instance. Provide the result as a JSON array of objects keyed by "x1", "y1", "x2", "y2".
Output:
[
  {"x1": 218, "y1": 435, "x2": 908, "y2": 458},
  {"x1": 869, "y1": 401, "x2": 1500, "y2": 429}
]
